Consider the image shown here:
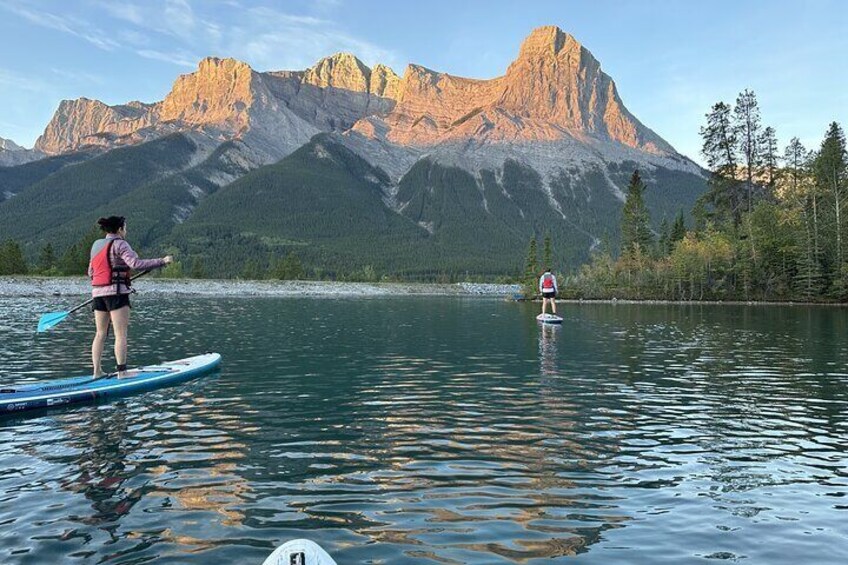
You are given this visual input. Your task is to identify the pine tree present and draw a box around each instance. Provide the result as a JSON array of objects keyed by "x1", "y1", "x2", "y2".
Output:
[
  {"x1": 523, "y1": 237, "x2": 539, "y2": 297},
  {"x1": 620, "y1": 169, "x2": 653, "y2": 255},
  {"x1": 758, "y1": 125, "x2": 779, "y2": 190},
  {"x1": 784, "y1": 138, "x2": 809, "y2": 194},
  {"x1": 543, "y1": 234, "x2": 553, "y2": 270},
  {"x1": 38, "y1": 243, "x2": 57, "y2": 274},
  {"x1": 670, "y1": 212, "x2": 687, "y2": 246},
  {"x1": 735, "y1": 89, "x2": 762, "y2": 212},
  {"x1": 274, "y1": 252, "x2": 304, "y2": 280},
  {"x1": 814, "y1": 122, "x2": 848, "y2": 297},
  {"x1": 657, "y1": 217, "x2": 671, "y2": 256},
  {"x1": 190, "y1": 257, "x2": 206, "y2": 279},
  {"x1": 700, "y1": 101, "x2": 742, "y2": 226},
  {"x1": 59, "y1": 227, "x2": 101, "y2": 275},
  {"x1": 0, "y1": 240, "x2": 29, "y2": 275}
]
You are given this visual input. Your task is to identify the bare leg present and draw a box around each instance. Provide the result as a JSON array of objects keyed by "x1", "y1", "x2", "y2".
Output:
[
  {"x1": 551, "y1": 297, "x2": 557, "y2": 315},
  {"x1": 92, "y1": 310, "x2": 111, "y2": 377},
  {"x1": 542, "y1": 297, "x2": 548, "y2": 315},
  {"x1": 110, "y1": 306, "x2": 130, "y2": 377}
]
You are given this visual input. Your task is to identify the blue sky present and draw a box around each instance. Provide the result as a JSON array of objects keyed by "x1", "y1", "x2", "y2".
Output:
[{"x1": 1, "y1": 0, "x2": 846, "y2": 162}]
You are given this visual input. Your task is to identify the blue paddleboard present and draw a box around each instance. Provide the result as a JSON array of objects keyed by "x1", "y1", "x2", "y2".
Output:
[{"x1": 0, "y1": 353, "x2": 221, "y2": 415}]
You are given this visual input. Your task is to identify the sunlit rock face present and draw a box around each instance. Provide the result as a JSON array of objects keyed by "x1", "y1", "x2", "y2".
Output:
[
  {"x1": 31, "y1": 25, "x2": 700, "y2": 183},
  {"x1": 0, "y1": 136, "x2": 44, "y2": 166}
]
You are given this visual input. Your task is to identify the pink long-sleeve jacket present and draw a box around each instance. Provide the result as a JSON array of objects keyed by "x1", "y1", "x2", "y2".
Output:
[{"x1": 88, "y1": 234, "x2": 166, "y2": 297}]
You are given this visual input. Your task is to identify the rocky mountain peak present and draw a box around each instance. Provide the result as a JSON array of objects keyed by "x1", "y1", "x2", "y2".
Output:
[
  {"x1": 303, "y1": 52, "x2": 371, "y2": 92},
  {"x1": 0, "y1": 136, "x2": 23, "y2": 151},
  {"x1": 514, "y1": 25, "x2": 581, "y2": 61},
  {"x1": 369, "y1": 63, "x2": 400, "y2": 99},
  {"x1": 160, "y1": 57, "x2": 258, "y2": 126}
]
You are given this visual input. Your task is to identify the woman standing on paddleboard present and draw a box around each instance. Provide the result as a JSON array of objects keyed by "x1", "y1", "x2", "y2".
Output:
[
  {"x1": 539, "y1": 267, "x2": 558, "y2": 315},
  {"x1": 89, "y1": 216, "x2": 172, "y2": 378}
]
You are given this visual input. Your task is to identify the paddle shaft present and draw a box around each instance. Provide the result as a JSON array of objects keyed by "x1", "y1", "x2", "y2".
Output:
[{"x1": 65, "y1": 270, "x2": 151, "y2": 315}]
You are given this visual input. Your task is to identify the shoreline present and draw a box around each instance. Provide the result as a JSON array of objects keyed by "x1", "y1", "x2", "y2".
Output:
[
  {"x1": 0, "y1": 276, "x2": 521, "y2": 298},
  {"x1": 2, "y1": 277, "x2": 842, "y2": 306}
]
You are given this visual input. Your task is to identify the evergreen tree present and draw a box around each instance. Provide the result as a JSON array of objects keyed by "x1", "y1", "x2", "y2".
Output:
[
  {"x1": 657, "y1": 217, "x2": 671, "y2": 256},
  {"x1": 735, "y1": 89, "x2": 762, "y2": 212},
  {"x1": 161, "y1": 260, "x2": 184, "y2": 278},
  {"x1": 523, "y1": 237, "x2": 539, "y2": 297},
  {"x1": 620, "y1": 169, "x2": 653, "y2": 255},
  {"x1": 814, "y1": 122, "x2": 848, "y2": 296},
  {"x1": 700, "y1": 101, "x2": 742, "y2": 226},
  {"x1": 274, "y1": 252, "x2": 305, "y2": 280},
  {"x1": 543, "y1": 234, "x2": 553, "y2": 270},
  {"x1": 670, "y1": 212, "x2": 687, "y2": 246},
  {"x1": 37, "y1": 242, "x2": 57, "y2": 274},
  {"x1": 190, "y1": 257, "x2": 206, "y2": 279},
  {"x1": 784, "y1": 137, "x2": 809, "y2": 194},
  {"x1": 241, "y1": 259, "x2": 265, "y2": 280},
  {"x1": 0, "y1": 240, "x2": 29, "y2": 275},
  {"x1": 58, "y1": 227, "x2": 101, "y2": 275},
  {"x1": 758, "y1": 125, "x2": 779, "y2": 190}
]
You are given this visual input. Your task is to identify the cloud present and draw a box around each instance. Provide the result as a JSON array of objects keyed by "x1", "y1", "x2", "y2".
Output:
[
  {"x1": 227, "y1": 6, "x2": 401, "y2": 71},
  {"x1": 0, "y1": 68, "x2": 52, "y2": 92},
  {"x1": 1, "y1": 1, "x2": 119, "y2": 51},
  {"x1": 136, "y1": 48, "x2": 199, "y2": 68},
  {"x1": 96, "y1": 1, "x2": 145, "y2": 25},
  {"x1": 50, "y1": 67, "x2": 106, "y2": 85}
]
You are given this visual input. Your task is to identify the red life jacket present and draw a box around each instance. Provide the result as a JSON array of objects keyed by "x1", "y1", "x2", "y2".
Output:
[
  {"x1": 90, "y1": 240, "x2": 131, "y2": 288},
  {"x1": 542, "y1": 273, "x2": 555, "y2": 289}
]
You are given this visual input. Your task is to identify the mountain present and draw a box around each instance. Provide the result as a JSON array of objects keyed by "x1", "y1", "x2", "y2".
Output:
[
  {"x1": 0, "y1": 136, "x2": 45, "y2": 167},
  {"x1": 34, "y1": 54, "x2": 398, "y2": 164},
  {"x1": 2, "y1": 26, "x2": 706, "y2": 278}
]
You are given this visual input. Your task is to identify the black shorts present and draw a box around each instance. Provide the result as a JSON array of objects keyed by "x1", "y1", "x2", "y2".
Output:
[
  {"x1": 542, "y1": 291, "x2": 556, "y2": 299},
  {"x1": 92, "y1": 294, "x2": 131, "y2": 312}
]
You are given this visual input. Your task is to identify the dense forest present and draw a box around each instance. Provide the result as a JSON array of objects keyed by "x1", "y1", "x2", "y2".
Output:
[{"x1": 548, "y1": 89, "x2": 848, "y2": 302}]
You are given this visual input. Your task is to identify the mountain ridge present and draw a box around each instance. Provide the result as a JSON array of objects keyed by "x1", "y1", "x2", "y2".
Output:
[{"x1": 2, "y1": 26, "x2": 707, "y2": 277}]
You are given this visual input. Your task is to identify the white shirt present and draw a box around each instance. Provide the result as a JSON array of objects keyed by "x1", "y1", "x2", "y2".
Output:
[{"x1": 539, "y1": 272, "x2": 558, "y2": 293}]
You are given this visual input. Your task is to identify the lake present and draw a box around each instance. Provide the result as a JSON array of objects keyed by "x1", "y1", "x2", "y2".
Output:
[{"x1": 1, "y1": 296, "x2": 847, "y2": 563}]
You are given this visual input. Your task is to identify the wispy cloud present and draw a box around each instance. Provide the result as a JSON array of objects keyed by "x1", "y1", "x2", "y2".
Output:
[
  {"x1": 2, "y1": 0, "x2": 402, "y2": 80},
  {"x1": 136, "y1": 49, "x2": 199, "y2": 68},
  {"x1": 0, "y1": 68, "x2": 52, "y2": 92},
  {"x1": 1, "y1": 1, "x2": 119, "y2": 51},
  {"x1": 91, "y1": 0, "x2": 401, "y2": 72},
  {"x1": 228, "y1": 5, "x2": 401, "y2": 71},
  {"x1": 50, "y1": 67, "x2": 106, "y2": 86}
]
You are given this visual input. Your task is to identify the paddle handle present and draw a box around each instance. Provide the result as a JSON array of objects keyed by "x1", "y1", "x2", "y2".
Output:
[{"x1": 66, "y1": 270, "x2": 152, "y2": 315}]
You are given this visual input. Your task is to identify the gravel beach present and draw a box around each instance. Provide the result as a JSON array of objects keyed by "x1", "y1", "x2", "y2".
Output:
[{"x1": 0, "y1": 276, "x2": 521, "y2": 298}]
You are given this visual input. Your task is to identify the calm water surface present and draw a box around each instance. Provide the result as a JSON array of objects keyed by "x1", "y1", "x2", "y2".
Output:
[{"x1": 0, "y1": 296, "x2": 847, "y2": 564}]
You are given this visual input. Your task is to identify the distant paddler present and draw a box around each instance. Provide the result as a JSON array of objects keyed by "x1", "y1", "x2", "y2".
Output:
[
  {"x1": 88, "y1": 216, "x2": 172, "y2": 378},
  {"x1": 539, "y1": 267, "x2": 558, "y2": 316}
]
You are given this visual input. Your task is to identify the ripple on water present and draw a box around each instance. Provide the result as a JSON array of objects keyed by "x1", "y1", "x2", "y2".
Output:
[{"x1": 1, "y1": 298, "x2": 848, "y2": 563}]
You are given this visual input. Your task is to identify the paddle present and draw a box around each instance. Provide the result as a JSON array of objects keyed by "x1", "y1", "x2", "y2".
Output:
[{"x1": 37, "y1": 270, "x2": 151, "y2": 333}]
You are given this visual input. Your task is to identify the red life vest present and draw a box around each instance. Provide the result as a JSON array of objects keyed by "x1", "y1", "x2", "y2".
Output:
[
  {"x1": 542, "y1": 273, "x2": 555, "y2": 289},
  {"x1": 90, "y1": 240, "x2": 131, "y2": 288}
]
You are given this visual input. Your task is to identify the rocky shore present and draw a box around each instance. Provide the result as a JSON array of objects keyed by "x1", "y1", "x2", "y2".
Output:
[{"x1": 0, "y1": 276, "x2": 521, "y2": 298}]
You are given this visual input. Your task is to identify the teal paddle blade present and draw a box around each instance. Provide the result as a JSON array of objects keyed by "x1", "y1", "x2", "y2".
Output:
[{"x1": 37, "y1": 311, "x2": 69, "y2": 333}]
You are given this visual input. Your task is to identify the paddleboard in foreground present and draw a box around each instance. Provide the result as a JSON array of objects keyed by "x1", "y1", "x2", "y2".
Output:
[
  {"x1": 262, "y1": 539, "x2": 337, "y2": 565},
  {"x1": 0, "y1": 353, "x2": 221, "y2": 415},
  {"x1": 536, "y1": 313, "x2": 563, "y2": 324}
]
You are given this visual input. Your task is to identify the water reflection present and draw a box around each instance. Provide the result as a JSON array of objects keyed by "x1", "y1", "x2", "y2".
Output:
[
  {"x1": 538, "y1": 322, "x2": 559, "y2": 378},
  {"x1": 1, "y1": 298, "x2": 847, "y2": 563}
]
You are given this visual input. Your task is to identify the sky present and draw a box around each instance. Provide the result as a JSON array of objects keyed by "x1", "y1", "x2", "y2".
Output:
[{"x1": 0, "y1": 0, "x2": 846, "y2": 162}]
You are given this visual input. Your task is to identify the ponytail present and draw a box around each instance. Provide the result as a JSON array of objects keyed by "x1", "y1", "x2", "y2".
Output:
[{"x1": 97, "y1": 216, "x2": 125, "y2": 234}]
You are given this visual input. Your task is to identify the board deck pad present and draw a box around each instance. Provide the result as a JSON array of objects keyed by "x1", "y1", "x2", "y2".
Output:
[
  {"x1": 536, "y1": 313, "x2": 563, "y2": 324},
  {"x1": 262, "y1": 539, "x2": 337, "y2": 565},
  {"x1": 0, "y1": 353, "x2": 220, "y2": 415}
]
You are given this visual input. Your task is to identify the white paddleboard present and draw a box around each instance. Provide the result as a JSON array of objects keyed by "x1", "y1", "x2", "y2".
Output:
[
  {"x1": 536, "y1": 313, "x2": 563, "y2": 324},
  {"x1": 262, "y1": 539, "x2": 337, "y2": 565}
]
